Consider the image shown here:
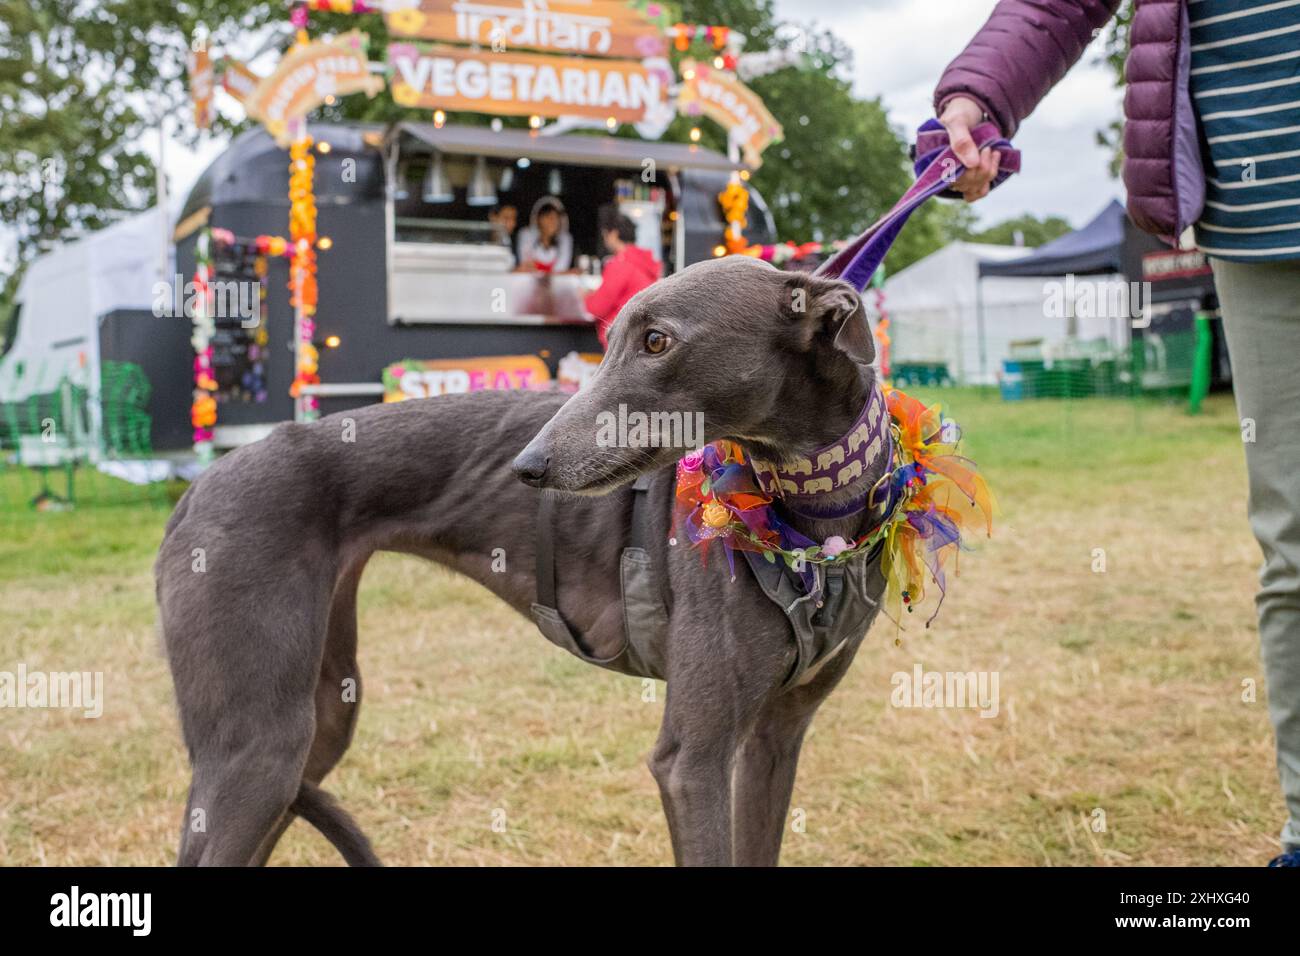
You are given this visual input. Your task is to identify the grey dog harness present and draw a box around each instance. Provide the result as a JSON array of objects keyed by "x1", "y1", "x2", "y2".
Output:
[
  {"x1": 530, "y1": 477, "x2": 668, "y2": 680},
  {"x1": 530, "y1": 478, "x2": 885, "y2": 689}
]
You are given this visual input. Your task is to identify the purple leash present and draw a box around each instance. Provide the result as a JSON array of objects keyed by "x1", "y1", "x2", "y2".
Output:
[
  {"x1": 816, "y1": 120, "x2": 1021, "y2": 290},
  {"x1": 771, "y1": 123, "x2": 1020, "y2": 525}
]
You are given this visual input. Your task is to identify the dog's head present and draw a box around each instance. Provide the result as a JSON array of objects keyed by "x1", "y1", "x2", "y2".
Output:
[{"x1": 512, "y1": 256, "x2": 875, "y2": 493}]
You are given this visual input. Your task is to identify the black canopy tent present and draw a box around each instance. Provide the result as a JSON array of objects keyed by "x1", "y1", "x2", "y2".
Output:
[
  {"x1": 970, "y1": 200, "x2": 1164, "y2": 382},
  {"x1": 978, "y1": 200, "x2": 1130, "y2": 279}
]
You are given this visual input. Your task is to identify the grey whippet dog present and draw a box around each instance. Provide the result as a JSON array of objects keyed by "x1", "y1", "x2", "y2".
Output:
[{"x1": 156, "y1": 254, "x2": 893, "y2": 866}]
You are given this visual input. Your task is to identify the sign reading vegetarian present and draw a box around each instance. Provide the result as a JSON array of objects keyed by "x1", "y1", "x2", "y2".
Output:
[
  {"x1": 220, "y1": 4, "x2": 785, "y2": 166},
  {"x1": 385, "y1": 0, "x2": 668, "y2": 58},
  {"x1": 388, "y1": 41, "x2": 667, "y2": 122}
]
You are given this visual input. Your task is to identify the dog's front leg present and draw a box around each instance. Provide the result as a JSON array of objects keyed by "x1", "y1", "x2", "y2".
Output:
[
  {"x1": 649, "y1": 611, "x2": 792, "y2": 866},
  {"x1": 649, "y1": 693, "x2": 738, "y2": 866},
  {"x1": 731, "y1": 638, "x2": 864, "y2": 865},
  {"x1": 730, "y1": 695, "x2": 814, "y2": 867}
]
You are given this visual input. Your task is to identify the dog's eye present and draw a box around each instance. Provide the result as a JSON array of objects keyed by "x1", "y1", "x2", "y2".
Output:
[{"x1": 645, "y1": 330, "x2": 670, "y2": 354}]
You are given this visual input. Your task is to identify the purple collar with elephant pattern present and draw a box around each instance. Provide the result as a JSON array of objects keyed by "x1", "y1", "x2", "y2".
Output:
[{"x1": 751, "y1": 384, "x2": 893, "y2": 501}]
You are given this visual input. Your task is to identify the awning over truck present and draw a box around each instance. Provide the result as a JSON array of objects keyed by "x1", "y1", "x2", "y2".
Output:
[{"x1": 389, "y1": 122, "x2": 746, "y2": 174}]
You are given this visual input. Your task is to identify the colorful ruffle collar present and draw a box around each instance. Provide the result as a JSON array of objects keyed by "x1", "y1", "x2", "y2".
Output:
[{"x1": 673, "y1": 385, "x2": 994, "y2": 627}]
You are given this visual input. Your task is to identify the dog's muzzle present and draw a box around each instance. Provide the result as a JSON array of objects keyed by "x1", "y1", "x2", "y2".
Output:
[{"x1": 511, "y1": 445, "x2": 550, "y2": 487}]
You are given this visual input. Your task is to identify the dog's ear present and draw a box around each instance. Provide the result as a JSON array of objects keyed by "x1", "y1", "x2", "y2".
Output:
[{"x1": 783, "y1": 274, "x2": 876, "y2": 367}]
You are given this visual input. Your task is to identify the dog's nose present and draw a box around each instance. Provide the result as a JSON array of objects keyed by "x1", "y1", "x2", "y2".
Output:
[{"x1": 511, "y1": 447, "x2": 550, "y2": 487}]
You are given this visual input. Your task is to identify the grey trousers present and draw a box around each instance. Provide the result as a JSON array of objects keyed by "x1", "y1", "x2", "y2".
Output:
[{"x1": 1212, "y1": 257, "x2": 1300, "y2": 851}]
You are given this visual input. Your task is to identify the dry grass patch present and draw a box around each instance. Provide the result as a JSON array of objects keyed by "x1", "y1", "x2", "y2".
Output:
[{"x1": 0, "y1": 391, "x2": 1283, "y2": 865}]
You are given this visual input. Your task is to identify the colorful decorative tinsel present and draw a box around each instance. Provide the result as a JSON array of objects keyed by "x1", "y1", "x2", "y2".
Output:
[
  {"x1": 673, "y1": 386, "x2": 994, "y2": 627},
  {"x1": 210, "y1": 227, "x2": 291, "y2": 260},
  {"x1": 288, "y1": 133, "x2": 320, "y2": 421},
  {"x1": 301, "y1": 0, "x2": 381, "y2": 13}
]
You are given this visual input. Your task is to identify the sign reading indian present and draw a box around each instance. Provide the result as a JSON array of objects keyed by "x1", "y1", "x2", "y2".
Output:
[
  {"x1": 388, "y1": 41, "x2": 668, "y2": 122},
  {"x1": 249, "y1": 31, "x2": 385, "y2": 145},
  {"x1": 679, "y1": 59, "x2": 783, "y2": 167},
  {"x1": 385, "y1": 0, "x2": 668, "y2": 59}
]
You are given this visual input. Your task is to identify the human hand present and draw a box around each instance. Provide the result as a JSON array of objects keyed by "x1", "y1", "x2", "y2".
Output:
[{"x1": 939, "y1": 96, "x2": 1001, "y2": 202}]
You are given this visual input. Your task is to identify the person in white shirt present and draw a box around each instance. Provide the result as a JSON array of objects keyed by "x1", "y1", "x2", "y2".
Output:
[{"x1": 515, "y1": 196, "x2": 573, "y2": 274}]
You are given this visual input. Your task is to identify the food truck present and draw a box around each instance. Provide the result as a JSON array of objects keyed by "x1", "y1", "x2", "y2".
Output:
[{"x1": 172, "y1": 119, "x2": 776, "y2": 449}]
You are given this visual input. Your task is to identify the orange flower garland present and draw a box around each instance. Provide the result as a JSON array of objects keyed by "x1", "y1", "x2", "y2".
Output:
[
  {"x1": 288, "y1": 133, "x2": 321, "y2": 419},
  {"x1": 718, "y1": 180, "x2": 749, "y2": 255}
]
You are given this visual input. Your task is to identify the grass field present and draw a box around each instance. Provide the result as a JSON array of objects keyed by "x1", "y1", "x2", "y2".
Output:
[{"x1": 0, "y1": 389, "x2": 1285, "y2": 866}]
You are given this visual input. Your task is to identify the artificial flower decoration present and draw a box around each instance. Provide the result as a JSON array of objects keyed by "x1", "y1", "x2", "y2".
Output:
[
  {"x1": 190, "y1": 230, "x2": 218, "y2": 462},
  {"x1": 388, "y1": 8, "x2": 426, "y2": 35},
  {"x1": 191, "y1": 394, "x2": 217, "y2": 429}
]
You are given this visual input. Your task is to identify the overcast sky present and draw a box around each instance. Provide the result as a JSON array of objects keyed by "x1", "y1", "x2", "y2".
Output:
[{"x1": 770, "y1": 0, "x2": 1125, "y2": 230}]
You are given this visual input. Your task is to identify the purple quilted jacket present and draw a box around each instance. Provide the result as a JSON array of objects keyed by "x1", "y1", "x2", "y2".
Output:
[{"x1": 935, "y1": 0, "x2": 1203, "y2": 242}]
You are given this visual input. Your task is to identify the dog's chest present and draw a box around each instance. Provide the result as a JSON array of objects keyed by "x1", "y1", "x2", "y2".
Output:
[{"x1": 739, "y1": 548, "x2": 886, "y2": 689}]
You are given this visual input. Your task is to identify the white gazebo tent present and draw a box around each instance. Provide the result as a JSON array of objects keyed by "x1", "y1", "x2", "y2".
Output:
[
  {"x1": 0, "y1": 206, "x2": 171, "y2": 460},
  {"x1": 873, "y1": 239, "x2": 1130, "y2": 385}
]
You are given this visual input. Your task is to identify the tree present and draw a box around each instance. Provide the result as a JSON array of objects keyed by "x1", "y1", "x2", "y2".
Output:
[
  {"x1": 962, "y1": 212, "x2": 1073, "y2": 248},
  {"x1": 0, "y1": 0, "x2": 280, "y2": 346},
  {"x1": 666, "y1": 1, "x2": 953, "y2": 273},
  {"x1": 1097, "y1": 0, "x2": 1135, "y2": 177},
  {"x1": 0, "y1": 1, "x2": 155, "y2": 343}
]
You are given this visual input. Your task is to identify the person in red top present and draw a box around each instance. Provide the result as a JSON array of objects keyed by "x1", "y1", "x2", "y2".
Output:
[{"x1": 584, "y1": 205, "x2": 662, "y2": 349}]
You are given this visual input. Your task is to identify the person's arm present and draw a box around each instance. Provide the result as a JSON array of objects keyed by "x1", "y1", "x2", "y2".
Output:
[
  {"x1": 555, "y1": 232, "x2": 574, "y2": 272},
  {"x1": 936, "y1": 0, "x2": 1121, "y2": 139},
  {"x1": 515, "y1": 227, "x2": 536, "y2": 268},
  {"x1": 935, "y1": 0, "x2": 1121, "y2": 200}
]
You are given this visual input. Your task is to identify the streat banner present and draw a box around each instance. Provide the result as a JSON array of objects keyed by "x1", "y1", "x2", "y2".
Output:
[
  {"x1": 388, "y1": 41, "x2": 668, "y2": 123},
  {"x1": 383, "y1": 356, "x2": 552, "y2": 401}
]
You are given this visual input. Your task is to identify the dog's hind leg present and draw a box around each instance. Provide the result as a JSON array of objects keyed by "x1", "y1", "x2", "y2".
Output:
[
  {"x1": 171, "y1": 569, "x2": 334, "y2": 866},
  {"x1": 730, "y1": 641, "x2": 862, "y2": 866},
  {"x1": 178, "y1": 706, "x2": 316, "y2": 866},
  {"x1": 248, "y1": 558, "x2": 372, "y2": 866}
]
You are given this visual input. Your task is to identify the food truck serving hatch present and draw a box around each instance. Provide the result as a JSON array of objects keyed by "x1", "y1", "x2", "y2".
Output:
[{"x1": 382, "y1": 121, "x2": 775, "y2": 327}]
